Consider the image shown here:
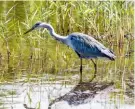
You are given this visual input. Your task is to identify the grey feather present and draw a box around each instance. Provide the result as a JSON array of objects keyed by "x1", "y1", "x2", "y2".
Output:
[{"x1": 68, "y1": 32, "x2": 116, "y2": 60}]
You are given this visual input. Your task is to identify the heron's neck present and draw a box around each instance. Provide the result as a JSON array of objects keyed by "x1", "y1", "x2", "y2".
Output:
[{"x1": 43, "y1": 24, "x2": 67, "y2": 43}]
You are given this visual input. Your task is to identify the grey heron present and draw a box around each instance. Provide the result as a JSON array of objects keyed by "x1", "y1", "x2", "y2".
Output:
[{"x1": 24, "y1": 22, "x2": 116, "y2": 82}]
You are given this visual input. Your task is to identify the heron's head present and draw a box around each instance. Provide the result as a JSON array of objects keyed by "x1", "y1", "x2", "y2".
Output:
[{"x1": 24, "y1": 21, "x2": 44, "y2": 34}]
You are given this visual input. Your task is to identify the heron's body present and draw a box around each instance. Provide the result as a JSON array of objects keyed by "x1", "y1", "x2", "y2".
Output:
[
  {"x1": 66, "y1": 32, "x2": 115, "y2": 60},
  {"x1": 24, "y1": 22, "x2": 116, "y2": 82}
]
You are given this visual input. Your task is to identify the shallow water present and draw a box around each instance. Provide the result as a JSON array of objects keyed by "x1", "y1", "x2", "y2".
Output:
[{"x1": 0, "y1": 75, "x2": 134, "y2": 109}]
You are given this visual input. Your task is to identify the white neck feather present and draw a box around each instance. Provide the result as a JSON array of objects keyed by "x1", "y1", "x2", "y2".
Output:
[{"x1": 42, "y1": 23, "x2": 67, "y2": 44}]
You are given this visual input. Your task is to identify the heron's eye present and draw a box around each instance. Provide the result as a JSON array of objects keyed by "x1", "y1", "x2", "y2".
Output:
[
  {"x1": 34, "y1": 23, "x2": 41, "y2": 28},
  {"x1": 71, "y1": 37, "x2": 74, "y2": 40},
  {"x1": 35, "y1": 23, "x2": 40, "y2": 26}
]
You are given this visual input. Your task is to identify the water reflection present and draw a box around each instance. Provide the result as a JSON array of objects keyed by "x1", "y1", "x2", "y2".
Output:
[
  {"x1": 0, "y1": 76, "x2": 134, "y2": 109},
  {"x1": 49, "y1": 82, "x2": 114, "y2": 107},
  {"x1": 49, "y1": 82, "x2": 134, "y2": 109},
  {"x1": 49, "y1": 82, "x2": 114, "y2": 109}
]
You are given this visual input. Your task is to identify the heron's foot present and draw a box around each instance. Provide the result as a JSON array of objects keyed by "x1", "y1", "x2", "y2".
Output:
[
  {"x1": 89, "y1": 73, "x2": 96, "y2": 82},
  {"x1": 79, "y1": 78, "x2": 83, "y2": 84},
  {"x1": 89, "y1": 59, "x2": 97, "y2": 82}
]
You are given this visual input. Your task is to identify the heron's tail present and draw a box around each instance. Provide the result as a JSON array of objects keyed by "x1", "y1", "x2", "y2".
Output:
[{"x1": 101, "y1": 49, "x2": 116, "y2": 61}]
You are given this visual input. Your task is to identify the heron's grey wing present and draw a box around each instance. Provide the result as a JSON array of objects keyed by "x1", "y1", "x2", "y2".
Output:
[{"x1": 69, "y1": 33, "x2": 115, "y2": 59}]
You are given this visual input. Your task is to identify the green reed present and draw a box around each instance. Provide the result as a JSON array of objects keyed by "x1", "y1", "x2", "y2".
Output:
[{"x1": 0, "y1": 1, "x2": 134, "y2": 84}]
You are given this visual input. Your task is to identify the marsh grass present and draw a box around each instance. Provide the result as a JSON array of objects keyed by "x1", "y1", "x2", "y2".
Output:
[{"x1": 0, "y1": 1, "x2": 134, "y2": 103}]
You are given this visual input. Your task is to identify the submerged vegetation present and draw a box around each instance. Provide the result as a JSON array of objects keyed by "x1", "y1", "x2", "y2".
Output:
[{"x1": 0, "y1": 1, "x2": 134, "y2": 88}]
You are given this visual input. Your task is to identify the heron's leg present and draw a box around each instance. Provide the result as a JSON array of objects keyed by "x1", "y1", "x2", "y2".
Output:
[
  {"x1": 79, "y1": 58, "x2": 83, "y2": 83},
  {"x1": 89, "y1": 59, "x2": 97, "y2": 82}
]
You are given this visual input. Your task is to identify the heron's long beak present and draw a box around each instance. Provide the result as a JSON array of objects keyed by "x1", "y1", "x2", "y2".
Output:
[{"x1": 24, "y1": 27, "x2": 35, "y2": 34}]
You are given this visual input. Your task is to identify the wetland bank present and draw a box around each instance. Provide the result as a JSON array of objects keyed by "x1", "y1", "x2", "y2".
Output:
[{"x1": 0, "y1": 1, "x2": 134, "y2": 109}]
